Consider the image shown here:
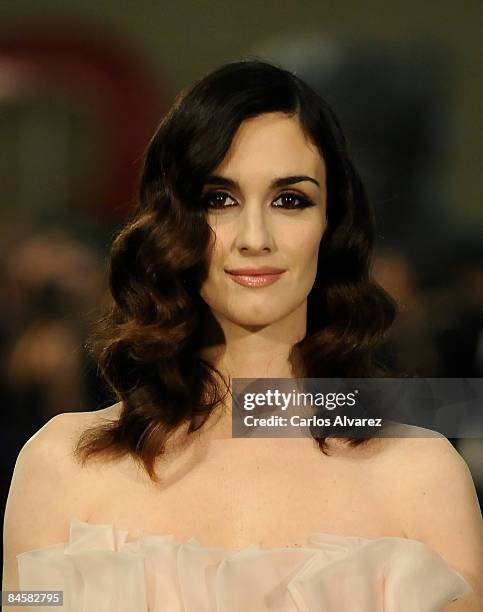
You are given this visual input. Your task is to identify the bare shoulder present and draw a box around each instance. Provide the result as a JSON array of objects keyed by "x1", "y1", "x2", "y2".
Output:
[
  {"x1": 2, "y1": 403, "x2": 122, "y2": 593},
  {"x1": 326, "y1": 422, "x2": 446, "y2": 465},
  {"x1": 373, "y1": 423, "x2": 478, "y2": 518},
  {"x1": 379, "y1": 424, "x2": 483, "y2": 608},
  {"x1": 373, "y1": 421, "x2": 453, "y2": 458},
  {"x1": 16, "y1": 402, "x2": 122, "y2": 472},
  {"x1": 374, "y1": 422, "x2": 473, "y2": 481},
  {"x1": 4, "y1": 402, "x2": 123, "y2": 531}
]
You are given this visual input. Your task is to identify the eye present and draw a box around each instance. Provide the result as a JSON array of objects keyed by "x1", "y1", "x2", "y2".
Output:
[
  {"x1": 272, "y1": 192, "x2": 313, "y2": 209},
  {"x1": 201, "y1": 190, "x2": 314, "y2": 210},
  {"x1": 202, "y1": 191, "x2": 237, "y2": 209}
]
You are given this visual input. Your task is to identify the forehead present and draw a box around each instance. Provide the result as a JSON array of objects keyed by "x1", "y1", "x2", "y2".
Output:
[{"x1": 214, "y1": 112, "x2": 325, "y2": 183}]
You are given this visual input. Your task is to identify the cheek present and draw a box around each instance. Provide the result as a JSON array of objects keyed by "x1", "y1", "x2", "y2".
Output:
[
  {"x1": 199, "y1": 236, "x2": 228, "y2": 302},
  {"x1": 294, "y1": 223, "x2": 324, "y2": 268},
  {"x1": 290, "y1": 226, "x2": 324, "y2": 296},
  {"x1": 208, "y1": 233, "x2": 230, "y2": 275}
]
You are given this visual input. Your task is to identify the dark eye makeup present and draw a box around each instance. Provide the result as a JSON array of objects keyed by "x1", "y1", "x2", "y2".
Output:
[{"x1": 201, "y1": 190, "x2": 314, "y2": 210}]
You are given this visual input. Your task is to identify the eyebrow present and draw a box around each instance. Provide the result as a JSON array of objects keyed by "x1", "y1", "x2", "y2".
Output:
[{"x1": 204, "y1": 174, "x2": 320, "y2": 189}]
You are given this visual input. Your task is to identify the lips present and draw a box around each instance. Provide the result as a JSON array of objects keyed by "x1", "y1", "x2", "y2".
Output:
[
  {"x1": 225, "y1": 267, "x2": 286, "y2": 275},
  {"x1": 224, "y1": 267, "x2": 286, "y2": 288}
]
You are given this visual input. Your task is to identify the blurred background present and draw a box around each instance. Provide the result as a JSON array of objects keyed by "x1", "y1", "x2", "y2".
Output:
[{"x1": 0, "y1": 0, "x2": 481, "y2": 563}]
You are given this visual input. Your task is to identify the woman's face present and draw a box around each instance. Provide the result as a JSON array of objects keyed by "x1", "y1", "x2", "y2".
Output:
[{"x1": 199, "y1": 112, "x2": 327, "y2": 329}]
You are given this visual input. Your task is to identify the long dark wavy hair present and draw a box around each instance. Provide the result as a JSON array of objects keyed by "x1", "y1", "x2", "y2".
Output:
[{"x1": 75, "y1": 59, "x2": 397, "y2": 480}]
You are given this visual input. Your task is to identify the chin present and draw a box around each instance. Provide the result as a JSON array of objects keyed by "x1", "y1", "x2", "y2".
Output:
[{"x1": 225, "y1": 306, "x2": 289, "y2": 328}]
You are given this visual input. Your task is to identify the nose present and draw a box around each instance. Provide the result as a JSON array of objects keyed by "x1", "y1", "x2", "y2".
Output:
[{"x1": 234, "y1": 203, "x2": 275, "y2": 253}]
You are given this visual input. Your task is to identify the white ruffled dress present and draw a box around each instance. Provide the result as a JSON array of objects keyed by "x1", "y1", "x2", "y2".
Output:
[{"x1": 17, "y1": 518, "x2": 472, "y2": 611}]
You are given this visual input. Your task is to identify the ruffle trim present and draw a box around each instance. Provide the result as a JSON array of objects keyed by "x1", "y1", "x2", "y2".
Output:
[{"x1": 17, "y1": 519, "x2": 472, "y2": 611}]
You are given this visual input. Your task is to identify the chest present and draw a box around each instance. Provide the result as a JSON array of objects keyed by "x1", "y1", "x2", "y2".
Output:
[{"x1": 84, "y1": 439, "x2": 404, "y2": 547}]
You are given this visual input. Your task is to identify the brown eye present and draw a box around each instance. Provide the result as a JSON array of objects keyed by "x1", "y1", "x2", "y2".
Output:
[
  {"x1": 273, "y1": 192, "x2": 313, "y2": 209},
  {"x1": 202, "y1": 191, "x2": 237, "y2": 209}
]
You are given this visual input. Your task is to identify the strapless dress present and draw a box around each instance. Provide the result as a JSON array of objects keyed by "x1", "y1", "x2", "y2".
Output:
[{"x1": 16, "y1": 518, "x2": 472, "y2": 611}]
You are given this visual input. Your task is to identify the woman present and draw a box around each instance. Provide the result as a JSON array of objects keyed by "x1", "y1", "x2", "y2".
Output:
[{"x1": 3, "y1": 59, "x2": 482, "y2": 611}]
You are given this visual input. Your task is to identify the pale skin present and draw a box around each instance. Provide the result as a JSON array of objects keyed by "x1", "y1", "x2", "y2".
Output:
[{"x1": 3, "y1": 113, "x2": 483, "y2": 610}]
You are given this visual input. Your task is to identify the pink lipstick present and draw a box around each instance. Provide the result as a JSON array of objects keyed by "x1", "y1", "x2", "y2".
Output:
[{"x1": 225, "y1": 267, "x2": 286, "y2": 288}]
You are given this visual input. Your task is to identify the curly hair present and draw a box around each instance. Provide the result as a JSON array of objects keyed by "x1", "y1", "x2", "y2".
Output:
[{"x1": 75, "y1": 59, "x2": 397, "y2": 481}]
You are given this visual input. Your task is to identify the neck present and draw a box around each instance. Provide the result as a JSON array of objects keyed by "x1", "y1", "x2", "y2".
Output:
[
  {"x1": 195, "y1": 303, "x2": 307, "y2": 440},
  {"x1": 201, "y1": 301, "x2": 306, "y2": 379}
]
